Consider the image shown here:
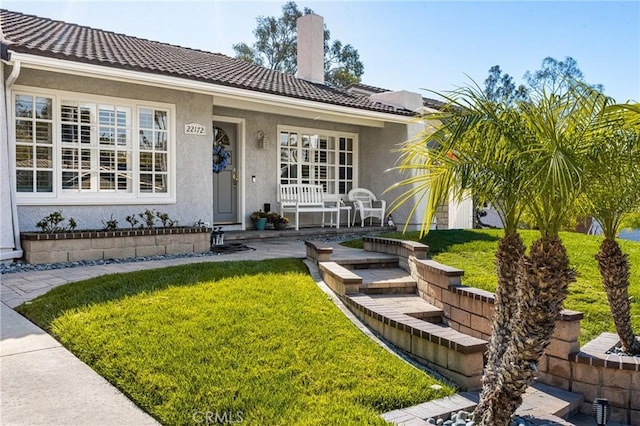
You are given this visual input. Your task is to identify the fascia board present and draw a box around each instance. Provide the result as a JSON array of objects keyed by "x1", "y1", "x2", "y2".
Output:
[{"x1": 8, "y1": 52, "x2": 414, "y2": 126}]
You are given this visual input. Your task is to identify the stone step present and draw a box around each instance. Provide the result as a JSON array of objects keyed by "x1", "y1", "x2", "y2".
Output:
[
  {"x1": 356, "y1": 268, "x2": 418, "y2": 295},
  {"x1": 366, "y1": 294, "x2": 443, "y2": 322}
]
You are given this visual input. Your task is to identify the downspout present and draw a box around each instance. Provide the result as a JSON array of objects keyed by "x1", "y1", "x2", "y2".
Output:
[{"x1": 1, "y1": 57, "x2": 23, "y2": 260}]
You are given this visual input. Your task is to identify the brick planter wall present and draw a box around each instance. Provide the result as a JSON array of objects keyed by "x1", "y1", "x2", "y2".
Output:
[
  {"x1": 369, "y1": 237, "x2": 638, "y2": 424},
  {"x1": 21, "y1": 227, "x2": 211, "y2": 264}
]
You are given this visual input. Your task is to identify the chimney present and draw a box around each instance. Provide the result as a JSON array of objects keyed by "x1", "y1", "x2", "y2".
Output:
[{"x1": 296, "y1": 14, "x2": 324, "y2": 84}]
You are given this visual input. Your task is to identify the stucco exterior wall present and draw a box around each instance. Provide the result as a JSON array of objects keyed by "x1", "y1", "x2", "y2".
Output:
[
  {"x1": 360, "y1": 121, "x2": 426, "y2": 229},
  {"x1": 13, "y1": 68, "x2": 213, "y2": 231}
]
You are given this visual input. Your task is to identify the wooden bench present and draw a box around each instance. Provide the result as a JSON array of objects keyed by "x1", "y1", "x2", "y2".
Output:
[{"x1": 279, "y1": 184, "x2": 340, "y2": 230}]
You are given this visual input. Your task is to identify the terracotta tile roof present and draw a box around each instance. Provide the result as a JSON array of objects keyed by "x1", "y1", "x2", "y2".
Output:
[{"x1": 1, "y1": 9, "x2": 415, "y2": 117}]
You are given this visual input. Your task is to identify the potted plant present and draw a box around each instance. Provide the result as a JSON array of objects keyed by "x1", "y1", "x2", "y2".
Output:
[
  {"x1": 267, "y1": 212, "x2": 289, "y2": 230},
  {"x1": 250, "y1": 210, "x2": 269, "y2": 230}
]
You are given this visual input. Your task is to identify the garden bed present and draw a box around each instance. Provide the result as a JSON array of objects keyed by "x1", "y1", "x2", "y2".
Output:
[{"x1": 20, "y1": 227, "x2": 211, "y2": 265}]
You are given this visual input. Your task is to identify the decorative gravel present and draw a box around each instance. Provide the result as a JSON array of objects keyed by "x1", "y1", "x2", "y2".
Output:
[
  {"x1": 426, "y1": 411, "x2": 546, "y2": 426},
  {"x1": 607, "y1": 346, "x2": 640, "y2": 357},
  {"x1": 0, "y1": 248, "x2": 248, "y2": 275}
]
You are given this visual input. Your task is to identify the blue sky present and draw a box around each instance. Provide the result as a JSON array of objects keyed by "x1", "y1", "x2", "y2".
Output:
[{"x1": 3, "y1": 1, "x2": 639, "y2": 102}]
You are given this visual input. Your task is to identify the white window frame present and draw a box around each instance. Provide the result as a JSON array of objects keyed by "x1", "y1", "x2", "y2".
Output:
[
  {"x1": 12, "y1": 86, "x2": 176, "y2": 205},
  {"x1": 277, "y1": 125, "x2": 358, "y2": 197}
]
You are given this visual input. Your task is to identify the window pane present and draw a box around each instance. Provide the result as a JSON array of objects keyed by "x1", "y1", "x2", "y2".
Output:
[
  {"x1": 62, "y1": 148, "x2": 78, "y2": 168},
  {"x1": 16, "y1": 170, "x2": 33, "y2": 192},
  {"x1": 62, "y1": 171, "x2": 77, "y2": 189},
  {"x1": 100, "y1": 173, "x2": 115, "y2": 190},
  {"x1": 80, "y1": 106, "x2": 93, "y2": 124},
  {"x1": 61, "y1": 124, "x2": 77, "y2": 144},
  {"x1": 100, "y1": 151, "x2": 115, "y2": 170},
  {"x1": 15, "y1": 121, "x2": 33, "y2": 142},
  {"x1": 140, "y1": 152, "x2": 153, "y2": 171},
  {"x1": 15, "y1": 95, "x2": 33, "y2": 118},
  {"x1": 346, "y1": 138, "x2": 353, "y2": 151},
  {"x1": 80, "y1": 125, "x2": 91, "y2": 144},
  {"x1": 280, "y1": 132, "x2": 289, "y2": 146},
  {"x1": 117, "y1": 129, "x2": 130, "y2": 146},
  {"x1": 118, "y1": 173, "x2": 131, "y2": 191},
  {"x1": 154, "y1": 111, "x2": 167, "y2": 130},
  {"x1": 35, "y1": 97, "x2": 52, "y2": 119},
  {"x1": 16, "y1": 145, "x2": 33, "y2": 168},
  {"x1": 139, "y1": 109, "x2": 153, "y2": 128},
  {"x1": 81, "y1": 172, "x2": 92, "y2": 189},
  {"x1": 36, "y1": 147, "x2": 53, "y2": 169},
  {"x1": 100, "y1": 127, "x2": 114, "y2": 145},
  {"x1": 36, "y1": 171, "x2": 53, "y2": 192},
  {"x1": 99, "y1": 107, "x2": 115, "y2": 126},
  {"x1": 117, "y1": 152, "x2": 130, "y2": 171},
  {"x1": 154, "y1": 174, "x2": 167, "y2": 192},
  {"x1": 140, "y1": 130, "x2": 153, "y2": 149},
  {"x1": 61, "y1": 104, "x2": 78, "y2": 122},
  {"x1": 155, "y1": 132, "x2": 167, "y2": 150},
  {"x1": 140, "y1": 174, "x2": 153, "y2": 192},
  {"x1": 155, "y1": 153, "x2": 167, "y2": 172},
  {"x1": 35, "y1": 122, "x2": 52, "y2": 144},
  {"x1": 117, "y1": 109, "x2": 128, "y2": 127},
  {"x1": 80, "y1": 150, "x2": 91, "y2": 170}
]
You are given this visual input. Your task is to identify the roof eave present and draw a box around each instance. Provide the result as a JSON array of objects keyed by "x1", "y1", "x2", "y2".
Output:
[{"x1": 7, "y1": 50, "x2": 416, "y2": 126}]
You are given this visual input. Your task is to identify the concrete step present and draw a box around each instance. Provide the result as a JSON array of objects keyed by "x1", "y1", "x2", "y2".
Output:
[
  {"x1": 356, "y1": 268, "x2": 419, "y2": 295},
  {"x1": 366, "y1": 294, "x2": 443, "y2": 322}
]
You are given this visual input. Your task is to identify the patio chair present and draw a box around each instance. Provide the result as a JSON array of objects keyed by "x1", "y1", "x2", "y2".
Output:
[{"x1": 348, "y1": 188, "x2": 386, "y2": 227}]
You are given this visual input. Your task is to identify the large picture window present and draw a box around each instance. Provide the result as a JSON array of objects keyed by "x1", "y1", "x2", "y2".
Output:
[
  {"x1": 279, "y1": 127, "x2": 356, "y2": 195},
  {"x1": 13, "y1": 89, "x2": 174, "y2": 204}
]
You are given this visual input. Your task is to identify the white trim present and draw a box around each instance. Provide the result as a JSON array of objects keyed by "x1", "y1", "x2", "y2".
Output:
[
  {"x1": 212, "y1": 115, "x2": 246, "y2": 230},
  {"x1": 11, "y1": 86, "x2": 177, "y2": 205},
  {"x1": 10, "y1": 51, "x2": 414, "y2": 126}
]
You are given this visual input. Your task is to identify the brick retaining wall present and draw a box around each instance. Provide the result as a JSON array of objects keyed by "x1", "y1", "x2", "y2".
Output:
[{"x1": 20, "y1": 228, "x2": 211, "y2": 264}]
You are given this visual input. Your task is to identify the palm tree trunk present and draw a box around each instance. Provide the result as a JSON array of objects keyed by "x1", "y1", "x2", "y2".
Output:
[
  {"x1": 596, "y1": 238, "x2": 640, "y2": 354},
  {"x1": 474, "y1": 232, "x2": 524, "y2": 417},
  {"x1": 476, "y1": 236, "x2": 575, "y2": 425}
]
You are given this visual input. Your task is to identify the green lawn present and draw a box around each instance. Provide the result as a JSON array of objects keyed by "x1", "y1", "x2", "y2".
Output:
[
  {"x1": 344, "y1": 229, "x2": 640, "y2": 344},
  {"x1": 17, "y1": 258, "x2": 454, "y2": 425}
]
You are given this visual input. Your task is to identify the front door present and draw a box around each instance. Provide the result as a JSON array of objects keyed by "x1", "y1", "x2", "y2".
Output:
[{"x1": 212, "y1": 122, "x2": 238, "y2": 224}]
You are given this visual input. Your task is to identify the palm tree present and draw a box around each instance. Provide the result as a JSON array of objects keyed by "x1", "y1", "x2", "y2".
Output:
[
  {"x1": 583, "y1": 97, "x2": 640, "y2": 354},
  {"x1": 389, "y1": 86, "x2": 530, "y2": 417},
  {"x1": 389, "y1": 82, "x2": 612, "y2": 425}
]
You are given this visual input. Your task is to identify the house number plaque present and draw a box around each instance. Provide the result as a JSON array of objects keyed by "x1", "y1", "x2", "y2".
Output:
[{"x1": 184, "y1": 122, "x2": 207, "y2": 136}]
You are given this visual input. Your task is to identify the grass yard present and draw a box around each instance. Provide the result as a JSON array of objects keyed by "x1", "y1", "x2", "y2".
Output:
[
  {"x1": 343, "y1": 229, "x2": 640, "y2": 344},
  {"x1": 17, "y1": 258, "x2": 454, "y2": 425}
]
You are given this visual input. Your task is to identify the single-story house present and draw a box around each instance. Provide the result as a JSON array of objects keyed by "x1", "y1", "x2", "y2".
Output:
[{"x1": 0, "y1": 9, "x2": 473, "y2": 261}]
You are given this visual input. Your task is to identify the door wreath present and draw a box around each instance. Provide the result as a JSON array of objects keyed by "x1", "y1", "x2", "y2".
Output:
[{"x1": 212, "y1": 145, "x2": 230, "y2": 173}]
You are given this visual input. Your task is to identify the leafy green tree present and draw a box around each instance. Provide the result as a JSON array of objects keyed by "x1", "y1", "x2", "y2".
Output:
[
  {"x1": 484, "y1": 56, "x2": 603, "y2": 103},
  {"x1": 483, "y1": 65, "x2": 528, "y2": 103},
  {"x1": 524, "y1": 56, "x2": 604, "y2": 94},
  {"x1": 232, "y1": 1, "x2": 364, "y2": 88}
]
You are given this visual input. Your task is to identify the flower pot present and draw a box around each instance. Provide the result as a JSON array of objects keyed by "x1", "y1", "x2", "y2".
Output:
[
  {"x1": 254, "y1": 217, "x2": 268, "y2": 230},
  {"x1": 274, "y1": 222, "x2": 288, "y2": 230}
]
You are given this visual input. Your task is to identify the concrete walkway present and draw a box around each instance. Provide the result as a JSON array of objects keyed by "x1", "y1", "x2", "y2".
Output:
[{"x1": 1, "y1": 240, "x2": 307, "y2": 426}]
